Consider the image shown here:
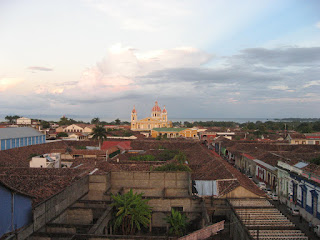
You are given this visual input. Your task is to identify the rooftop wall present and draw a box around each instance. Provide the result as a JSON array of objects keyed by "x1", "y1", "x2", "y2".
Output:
[
  {"x1": 16, "y1": 175, "x2": 89, "y2": 240},
  {"x1": 110, "y1": 171, "x2": 192, "y2": 197}
]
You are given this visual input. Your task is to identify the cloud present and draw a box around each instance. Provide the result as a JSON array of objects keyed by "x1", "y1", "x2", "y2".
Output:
[
  {"x1": 269, "y1": 85, "x2": 289, "y2": 90},
  {"x1": 28, "y1": 66, "x2": 53, "y2": 72},
  {"x1": 233, "y1": 47, "x2": 320, "y2": 67},
  {"x1": 15, "y1": 44, "x2": 320, "y2": 118},
  {"x1": 0, "y1": 77, "x2": 23, "y2": 92},
  {"x1": 303, "y1": 80, "x2": 320, "y2": 88},
  {"x1": 75, "y1": 43, "x2": 212, "y2": 95},
  {"x1": 316, "y1": 22, "x2": 320, "y2": 29}
]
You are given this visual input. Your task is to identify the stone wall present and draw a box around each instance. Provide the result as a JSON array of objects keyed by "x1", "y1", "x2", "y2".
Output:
[
  {"x1": 17, "y1": 176, "x2": 89, "y2": 240},
  {"x1": 110, "y1": 171, "x2": 201, "y2": 228},
  {"x1": 87, "y1": 173, "x2": 111, "y2": 200},
  {"x1": 110, "y1": 171, "x2": 191, "y2": 197}
]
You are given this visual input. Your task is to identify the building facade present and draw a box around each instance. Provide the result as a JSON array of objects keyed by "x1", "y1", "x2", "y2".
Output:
[
  {"x1": 151, "y1": 127, "x2": 198, "y2": 139},
  {"x1": 130, "y1": 101, "x2": 172, "y2": 131},
  {"x1": 277, "y1": 161, "x2": 320, "y2": 225},
  {"x1": 0, "y1": 127, "x2": 46, "y2": 151},
  {"x1": 0, "y1": 181, "x2": 33, "y2": 237},
  {"x1": 16, "y1": 117, "x2": 32, "y2": 125}
]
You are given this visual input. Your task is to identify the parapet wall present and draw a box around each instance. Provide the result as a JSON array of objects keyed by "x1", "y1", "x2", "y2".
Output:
[
  {"x1": 17, "y1": 176, "x2": 89, "y2": 240},
  {"x1": 110, "y1": 171, "x2": 192, "y2": 197}
]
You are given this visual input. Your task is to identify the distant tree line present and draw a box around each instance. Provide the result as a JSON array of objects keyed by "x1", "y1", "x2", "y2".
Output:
[{"x1": 173, "y1": 119, "x2": 320, "y2": 134}]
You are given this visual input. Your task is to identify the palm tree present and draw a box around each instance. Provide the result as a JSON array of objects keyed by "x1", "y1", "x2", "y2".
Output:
[
  {"x1": 91, "y1": 125, "x2": 107, "y2": 149},
  {"x1": 111, "y1": 189, "x2": 152, "y2": 235},
  {"x1": 165, "y1": 209, "x2": 188, "y2": 237},
  {"x1": 91, "y1": 117, "x2": 100, "y2": 125}
]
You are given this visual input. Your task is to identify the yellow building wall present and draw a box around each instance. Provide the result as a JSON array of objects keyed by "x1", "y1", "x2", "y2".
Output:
[{"x1": 151, "y1": 129, "x2": 198, "y2": 138}]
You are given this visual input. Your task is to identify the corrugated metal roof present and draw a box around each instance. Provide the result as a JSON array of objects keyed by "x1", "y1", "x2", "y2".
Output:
[
  {"x1": 254, "y1": 159, "x2": 276, "y2": 171},
  {"x1": 294, "y1": 162, "x2": 309, "y2": 169},
  {"x1": 0, "y1": 127, "x2": 44, "y2": 140}
]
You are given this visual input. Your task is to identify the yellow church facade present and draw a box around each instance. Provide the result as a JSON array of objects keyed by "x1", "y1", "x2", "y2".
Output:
[{"x1": 131, "y1": 101, "x2": 173, "y2": 131}]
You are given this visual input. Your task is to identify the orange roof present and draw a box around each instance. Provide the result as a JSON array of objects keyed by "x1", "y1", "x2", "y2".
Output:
[
  {"x1": 162, "y1": 106, "x2": 167, "y2": 113},
  {"x1": 151, "y1": 101, "x2": 161, "y2": 112},
  {"x1": 101, "y1": 141, "x2": 132, "y2": 151}
]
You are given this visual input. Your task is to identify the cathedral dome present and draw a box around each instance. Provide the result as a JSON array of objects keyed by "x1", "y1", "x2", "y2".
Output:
[{"x1": 151, "y1": 101, "x2": 161, "y2": 112}]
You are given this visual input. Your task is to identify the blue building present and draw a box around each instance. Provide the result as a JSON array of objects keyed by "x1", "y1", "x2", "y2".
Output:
[
  {"x1": 0, "y1": 127, "x2": 45, "y2": 151},
  {"x1": 0, "y1": 180, "x2": 33, "y2": 237},
  {"x1": 277, "y1": 161, "x2": 320, "y2": 225}
]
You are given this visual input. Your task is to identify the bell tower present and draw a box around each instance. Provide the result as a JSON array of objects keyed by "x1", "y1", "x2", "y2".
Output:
[
  {"x1": 162, "y1": 106, "x2": 167, "y2": 122},
  {"x1": 131, "y1": 106, "x2": 137, "y2": 130}
]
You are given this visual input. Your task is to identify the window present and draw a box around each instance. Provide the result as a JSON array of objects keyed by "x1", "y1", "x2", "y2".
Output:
[{"x1": 172, "y1": 207, "x2": 183, "y2": 212}]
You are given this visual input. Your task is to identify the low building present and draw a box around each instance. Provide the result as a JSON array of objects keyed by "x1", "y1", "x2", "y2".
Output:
[
  {"x1": 286, "y1": 133, "x2": 307, "y2": 144},
  {"x1": 0, "y1": 127, "x2": 45, "y2": 150},
  {"x1": 16, "y1": 117, "x2": 32, "y2": 125},
  {"x1": 29, "y1": 153, "x2": 61, "y2": 168},
  {"x1": 63, "y1": 124, "x2": 95, "y2": 134},
  {"x1": 277, "y1": 160, "x2": 320, "y2": 226},
  {"x1": 151, "y1": 127, "x2": 198, "y2": 138},
  {"x1": 305, "y1": 133, "x2": 320, "y2": 145}
]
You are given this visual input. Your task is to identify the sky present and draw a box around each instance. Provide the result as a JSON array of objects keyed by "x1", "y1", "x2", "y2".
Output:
[{"x1": 1, "y1": 0, "x2": 320, "y2": 121}]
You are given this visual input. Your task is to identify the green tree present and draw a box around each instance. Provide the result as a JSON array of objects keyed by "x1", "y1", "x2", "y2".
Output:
[
  {"x1": 174, "y1": 151, "x2": 187, "y2": 164},
  {"x1": 91, "y1": 125, "x2": 107, "y2": 149},
  {"x1": 247, "y1": 122, "x2": 256, "y2": 130},
  {"x1": 115, "y1": 118, "x2": 121, "y2": 125},
  {"x1": 258, "y1": 124, "x2": 266, "y2": 134},
  {"x1": 40, "y1": 120, "x2": 50, "y2": 129},
  {"x1": 57, "y1": 132, "x2": 68, "y2": 138},
  {"x1": 296, "y1": 122, "x2": 312, "y2": 133},
  {"x1": 313, "y1": 121, "x2": 320, "y2": 132},
  {"x1": 111, "y1": 189, "x2": 152, "y2": 235},
  {"x1": 165, "y1": 209, "x2": 188, "y2": 237},
  {"x1": 91, "y1": 117, "x2": 100, "y2": 125},
  {"x1": 310, "y1": 156, "x2": 320, "y2": 165},
  {"x1": 5, "y1": 115, "x2": 20, "y2": 124}
]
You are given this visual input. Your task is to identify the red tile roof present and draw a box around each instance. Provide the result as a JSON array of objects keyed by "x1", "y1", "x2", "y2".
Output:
[
  {"x1": 0, "y1": 167, "x2": 90, "y2": 205},
  {"x1": 101, "y1": 141, "x2": 132, "y2": 151}
]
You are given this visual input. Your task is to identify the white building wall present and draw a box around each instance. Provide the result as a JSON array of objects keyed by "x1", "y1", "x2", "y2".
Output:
[{"x1": 30, "y1": 157, "x2": 47, "y2": 168}]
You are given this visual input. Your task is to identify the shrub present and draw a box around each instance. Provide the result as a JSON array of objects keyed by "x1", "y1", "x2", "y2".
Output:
[
  {"x1": 130, "y1": 155, "x2": 156, "y2": 161},
  {"x1": 310, "y1": 156, "x2": 320, "y2": 165},
  {"x1": 156, "y1": 149, "x2": 178, "y2": 161},
  {"x1": 57, "y1": 132, "x2": 68, "y2": 138},
  {"x1": 165, "y1": 209, "x2": 188, "y2": 237},
  {"x1": 154, "y1": 163, "x2": 191, "y2": 172}
]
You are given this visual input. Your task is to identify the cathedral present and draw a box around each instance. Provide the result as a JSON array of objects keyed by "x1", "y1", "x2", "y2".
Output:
[{"x1": 130, "y1": 101, "x2": 173, "y2": 131}]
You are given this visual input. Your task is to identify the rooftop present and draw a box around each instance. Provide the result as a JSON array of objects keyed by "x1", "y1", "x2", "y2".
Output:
[{"x1": 0, "y1": 127, "x2": 44, "y2": 140}]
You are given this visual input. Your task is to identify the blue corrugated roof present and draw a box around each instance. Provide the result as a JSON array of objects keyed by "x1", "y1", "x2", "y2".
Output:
[{"x1": 0, "y1": 127, "x2": 44, "y2": 140}]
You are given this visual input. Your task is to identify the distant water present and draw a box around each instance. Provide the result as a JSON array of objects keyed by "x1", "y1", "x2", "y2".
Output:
[{"x1": 170, "y1": 118, "x2": 276, "y2": 124}]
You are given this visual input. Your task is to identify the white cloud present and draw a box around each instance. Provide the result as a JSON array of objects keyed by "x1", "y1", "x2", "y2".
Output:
[
  {"x1": 76, "y1": 43, "x2": 212, "y2": 95},
  {"x1": 316, "y1": 22, "x2": 320, "y2": 29},
  {"x1": 303, "y1": 80, "x2": 320, "y2": 88},
  {"x1": 0, "y1": 77, "x2": 23, "y2": 92},
  {"x1": 269, "y1": 85, "x2": 288, "y2": 90}
]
